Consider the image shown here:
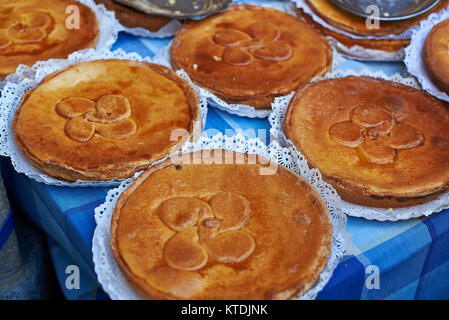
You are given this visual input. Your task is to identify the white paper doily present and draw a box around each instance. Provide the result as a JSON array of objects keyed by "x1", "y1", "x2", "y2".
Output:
[
  {"x1": 153, "y1": 1, "x2": 344, "y2": 118},
  {"x1": 293, "y1": 0, "x2": 427, "y2": 40},
  {"x1": 405, "y1": 8, "x2": 449, "y2": 103},
  {"x1": 92, "y1": 132, "x2": 352, "y2": 300},
  {"x1": 0, "y1": 49, "x2": 208, "y2": 187},
  {"x1": 269, "y1": 68, "x2": 449, "y2": 221}
]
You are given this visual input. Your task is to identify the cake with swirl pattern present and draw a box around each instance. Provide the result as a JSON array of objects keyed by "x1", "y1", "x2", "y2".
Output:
[
  {"x1": 171, "y1": 4, "x2": 332, "y2": 109},
  {"x1": 111, "y1": 150, "x2": 332, "y2": 299},
  {"x1": 284, "y1": 76, "x2": 449, "y2": 208},
  {"x1": 0, "y1": 0, "x2": 99, "y2": 80},
  {"x1": 12, "y1": 59, "x2": 201, "y2": 181}
]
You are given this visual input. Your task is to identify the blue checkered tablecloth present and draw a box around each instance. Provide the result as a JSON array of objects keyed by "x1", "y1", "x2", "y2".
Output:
[{"x1": 1, "y1": 0, "x2": 449, "y2": 300}]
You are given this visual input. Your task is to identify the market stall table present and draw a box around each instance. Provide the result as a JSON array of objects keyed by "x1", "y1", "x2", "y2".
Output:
[{"x1": 1, "y1": 11, "x2": 449, "y2": 300}]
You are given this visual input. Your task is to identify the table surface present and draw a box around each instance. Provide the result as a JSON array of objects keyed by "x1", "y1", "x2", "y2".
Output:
[{"x1": 2, "y1": 0, "x2": 449, "y2": 300}]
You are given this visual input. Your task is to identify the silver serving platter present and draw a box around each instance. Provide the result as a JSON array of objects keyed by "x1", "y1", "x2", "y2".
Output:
[
  {"x1": 329, "y1": 0, "x2": 441, "y2": 21},
  {"x1": 114, "y1": 0, "x2": 231, "y2": 18}
]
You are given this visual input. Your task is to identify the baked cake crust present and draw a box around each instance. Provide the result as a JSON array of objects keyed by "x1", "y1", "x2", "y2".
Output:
[
  {"x1": 284, "y1": 76, "x2": 449, "y2": 208},
  {"x1": 305, "y1": 0, "x2": 449, "y2": 37},
  {"x1": 171, "y1": 4, "x2": 332, "y2": 109},
  {"x1": 0, "y1": 0, "x2": 99, "y2": 80},
  {"x1": 111, "y1": 150, "x2": 332, "y2": 299},
  {"x1": 424, "y1": 18, "x2": 449, "y2": 95},
  {"x1": 12, "y1": 59, "x2": 201, "y2": 181}
]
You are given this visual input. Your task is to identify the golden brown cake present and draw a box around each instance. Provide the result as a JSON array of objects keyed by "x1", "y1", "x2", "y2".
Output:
[
  {"x1": 424, "y1": 18, "x2": 449, "y2": 95},
  {"x1": 0, "y1": 0, "x2": 99, "y2": 80},
  {"x1": 171, "y1": 4, "x2": 332, "y2": 109},
  {"x1": 95, "y1": 0, "x2": 171, "y2": 32},
  {"x1": 306, "y1": 0, "x2": 449, "y2": 37},
  {"x1": 12, "y1": 59, "x2": 201, "y2": 182},
  {"x1": 284, "y1": 76, "x2": 449, "y2": 208},
  {"x1": 111, "y1": 150, "x2": 332, "y2": 300}
]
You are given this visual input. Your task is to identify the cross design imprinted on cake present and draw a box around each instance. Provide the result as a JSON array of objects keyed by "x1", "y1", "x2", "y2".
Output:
[
  {"x1": 157, "y1": 192, "x2": 255, "y2": 272},
  {"x1": 0, "y1": 9, "x2": 53, "y2": 53},
  {"x1": 329, "y1": 104, "x2": 424, "y2": 164},
  {"x1": 56, "y1": 95, "x2": 137, "y2": 143},
  {"x1": 213, "y1": 21, "x2": 292, "y2": 66}
]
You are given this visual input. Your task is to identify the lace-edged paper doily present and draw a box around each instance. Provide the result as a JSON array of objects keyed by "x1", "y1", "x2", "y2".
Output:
[
  {"x1": 92, "y1": 132, "x2": 351, "y2": 300},
  {"x1": 0, "y1": 49, "x2": 208, "y2": 187},
  {"x1": 153, "y1": 1, "x2": 344, "y2": 118},
  {"x1": 269, "y1": 68, "x2": 449, "y2": 221},
  {"x1": 0, "y1": 0, "x2": 120, "y2": 88},
  {"x1": 405, "y1": 9, "x2": 449, "y2": 103}
]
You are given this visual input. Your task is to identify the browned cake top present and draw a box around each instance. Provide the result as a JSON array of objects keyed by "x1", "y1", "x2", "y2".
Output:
[
  {"x1": 171, "y1": 4, "x2": 332, "y2": 109},
  {"x1": 111, "y1": 151, "x2": 332, "y2": 299}
]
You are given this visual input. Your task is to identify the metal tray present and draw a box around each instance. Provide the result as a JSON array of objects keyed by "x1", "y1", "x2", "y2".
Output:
[
  {"x1": 330, "y1": 0, "x2": 441, "y2": 21},
  {"x1": 114, "y1": 0, "x2": 231, "y2": 18}
]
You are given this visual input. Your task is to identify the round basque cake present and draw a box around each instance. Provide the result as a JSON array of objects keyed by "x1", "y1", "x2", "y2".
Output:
[
  {"x1": 0, "y1": 0, "x2": 99, "y2": 80},
  {"x1": 424, "y1": 19, "x2": 449, "y2": 95},
  {"x1": 171, "y1": 4, "x2": 332, "y2": 109},
  {"x1": 12, "y1": 59, "x2": 201, "y2": 181},
  {"x1": 94, "y1": 0, "x2": 171, "y2": 32},
  {"x1": 306, "y1": 0, "x2": 449, "y2": 37},
  {"x1": 284, "y1": 76, "x2": 449, "y2": 208},
  {"x1": 111, "y1": 150, "x2": 332, "y2": 300}
]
